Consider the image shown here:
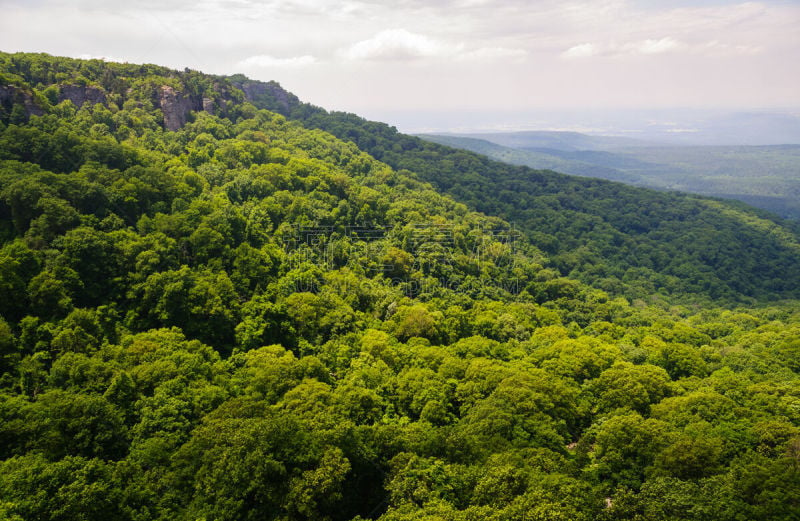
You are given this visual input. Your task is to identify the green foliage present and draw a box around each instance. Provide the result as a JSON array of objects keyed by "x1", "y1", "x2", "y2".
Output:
[
  {"x1": 269, "y1": 102, "x2": 800, "y2": 303},
  {"x1": 0, "y1": 51, "x2": 797, "y2": 521}
]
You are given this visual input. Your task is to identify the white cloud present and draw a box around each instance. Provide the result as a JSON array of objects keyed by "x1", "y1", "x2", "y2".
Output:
[
  {"x1": 236, "y1": 54, "x2": 317, "y2": 68},
  {"x1": 562, "y1": 43, "x2": 598, "y2": 58},
  {"x1": 340, "y1": 29, "x2": 457, "y2": 61},
  {"x1": 339, "y1": 29, "x2": 527, "y2": 63},
  {"x1": 633, "y1": 37, "x2": 685, "y2": 55}
]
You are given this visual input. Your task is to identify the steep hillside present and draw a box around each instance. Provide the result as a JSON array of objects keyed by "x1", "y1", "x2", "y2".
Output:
[
  {"x1": 254, "y1": 102, "x2": 800, "y2": 302},
  {"x1": 0, "y1": 52, "x2": 799, "y2": 521}
]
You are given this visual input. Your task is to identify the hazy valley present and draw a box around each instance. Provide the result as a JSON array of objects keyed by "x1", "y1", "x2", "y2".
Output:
[{"x1": 420, "y1": 129, "x2": 800, "y2": 220}]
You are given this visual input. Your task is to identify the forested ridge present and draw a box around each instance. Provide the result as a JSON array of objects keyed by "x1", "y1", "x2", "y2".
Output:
[
  {"x1": 0, "y1": 51, "x2": 798, "y2": 521},
  {"x1": 237, "y1": 83, "x2": 800, "y2": 303}
]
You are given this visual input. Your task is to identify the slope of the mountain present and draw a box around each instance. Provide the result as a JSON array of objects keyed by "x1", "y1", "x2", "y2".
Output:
[
  {"x1": 0, "y1": 52, "x2": 799, "y2": 521},
  {"x1": 232, "y1": 88, "x2": 800, "y2": 302},
  {"x1": 419, "y1": 133, "x2": 800, "y2": 220},
  {"x1": 608, "y1": 145, "x2": 800, "y2": 219}
]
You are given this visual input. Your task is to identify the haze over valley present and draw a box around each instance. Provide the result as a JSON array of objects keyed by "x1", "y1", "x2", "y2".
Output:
[{"x1": 419, "y1": 113, "x2": 800, "y2": 219}]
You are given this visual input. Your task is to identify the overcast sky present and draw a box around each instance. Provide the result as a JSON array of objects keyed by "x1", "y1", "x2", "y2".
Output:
[{"x1": 1, "y1": 0, "x2": 798, "y2": 126}]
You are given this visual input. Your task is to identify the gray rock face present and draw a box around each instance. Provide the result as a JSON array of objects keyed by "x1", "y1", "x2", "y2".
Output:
[
  {"x1": 202, "y1": 97, "x2": 214, "y2": 115},
  {"x1": 2, "y1": 77, "x2": 266, "y2": 131},
  {"x1": 0, "y1": 85, "x2": 14, "y2": 106},
  {"x1": 0, "y1": 84, "x2": 44, "y2": 118},
  {"x1": 268, "y1": 84, "x2": 295, "y2": 113},
  {"x1": 159, "y1": 85, "x2": 200, "y2": 131},
  {"x1": 58, "y1": 84, "x2": 107, "y2": 108},
  {"x1": 235, "y1": 80, "x2": 299, "y2": 115},
  {"x1": 21, "y1": 95, "x2": 43, "y2": 117},
  {"x1": 157, "y1": 87, "x2": 219, "y2": 130},
  {"x1": 1, "y1": 83, "x2": 107, "y2": 120}
]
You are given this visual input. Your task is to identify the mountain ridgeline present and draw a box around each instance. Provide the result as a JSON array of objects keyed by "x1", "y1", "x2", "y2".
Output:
[
  {"x1": 231, "y1": 80, "x2": 800, "y2": 303},
  {"x1": 0, "y1": 52, "x2": 799, "y2": 521},
  {"x1": 2, "y1": 53, "x2": 800, "y2": 302}
]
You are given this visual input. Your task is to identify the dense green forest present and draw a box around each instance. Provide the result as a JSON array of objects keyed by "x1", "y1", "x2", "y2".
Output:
[{"x1": 0, "y1": 51, "x2": 799, "y2": 521}]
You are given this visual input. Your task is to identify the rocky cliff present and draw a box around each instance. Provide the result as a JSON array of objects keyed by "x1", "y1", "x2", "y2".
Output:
[
  {"x1": 232, "y1": 79, "x2": 300, "y2": 115},
  {"x1": 158, "y1": 85, "x2": 202, "y2": 131},
  {"x1": 0, "y1": 84, "x2": 44, "y2": 119},
  {"x1": 2, "y1": 74, "x2": 295, "y2": 130},
  {"x1": 58, "y1": 84, "x2": 106, "y2": 108}
]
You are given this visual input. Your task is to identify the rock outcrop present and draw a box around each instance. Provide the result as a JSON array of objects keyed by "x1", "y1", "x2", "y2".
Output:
[
  {"x1": 2, "y1": 76, "x2": 279, "y2": 131},
  {"x1": 159, "y1": 85, "x2": 201, "y2": 131},
  {"x1": 202, "y1": 97, "x2": 215, "y2": 115},
  {"x1": 0, "y1": 85, "x2": 16, "y2": 109},
  {"x1": 58, "y1": 84, "x2": 106, "y2": 108},
  {"x1": 233, "y1": 80, "x2": 300, "y2": 115},
  {"x1": 1, "y1": 83, "x2": 107, "y2": 120},
  {"x1": 0, "y1": 84, "x2": 44, "y2": 118}
]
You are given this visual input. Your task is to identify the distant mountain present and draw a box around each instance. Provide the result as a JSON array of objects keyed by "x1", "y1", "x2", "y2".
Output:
[
  {"x1": 418, "y1": 133, "x2": 800, "y2": 220},
  {"x1": 395, "y1": 107, "x2": 800, "y2": 147},
  {"x1": 417, "y1": 134, "x2": 647, "y2": 184},
  {"x1": 433, "y1": 131, "x2": 652, "y2": 151}
]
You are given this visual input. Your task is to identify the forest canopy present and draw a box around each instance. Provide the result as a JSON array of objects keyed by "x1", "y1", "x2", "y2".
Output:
[{"x1": 0, "y1": 51, "x2": 798, "y2": 521}]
